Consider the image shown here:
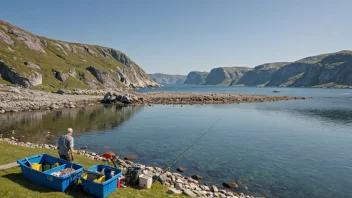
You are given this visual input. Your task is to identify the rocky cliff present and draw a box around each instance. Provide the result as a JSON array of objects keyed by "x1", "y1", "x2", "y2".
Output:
[
  {"x1": 233, "y1": 62, "x2": 289, "y2": 86},
  {"x1": 148, "y1": 73, "x2": 187, "y2": 84},
  {"x1": 0, "y1": 20, "x2": 159, "y2": 91},
  {"x1": 205, "y1": 67, "x2": 251, "y2": 85},
  {"x1": 183, "y1": 71, "x2": 209, "y2": 85},
  {"x1": 266, "y1": 51, "x2": 352, "y2": 87}
]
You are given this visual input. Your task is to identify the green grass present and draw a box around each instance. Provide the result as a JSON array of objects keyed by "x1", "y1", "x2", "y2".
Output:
[
  {"x1": 0, "y1": 141, "x2": 186, "y2": 198},
  {"x1": 280, "y1": 73, "x2": 304, "y2": 87},
  {"x1": 0, "y1": 21, "x2": 149, "y2": 91}
]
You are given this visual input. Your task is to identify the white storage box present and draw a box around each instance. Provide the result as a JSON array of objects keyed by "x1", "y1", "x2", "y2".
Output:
[{"x1": 139, "y1": 174, "x2": 153, "y2": 189}]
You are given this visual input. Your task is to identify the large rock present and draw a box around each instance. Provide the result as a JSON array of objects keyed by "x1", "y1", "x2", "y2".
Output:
[
  {"x1": 101, "y1": 93, "x2": 139, "y2": 104},
  {"x1": 0, "y1": 30, "x2": 15, "y2": 45},
  {"x1": 184, "y1": 71, "x2": 209, "y2": 85},
  {"x1": 191, "y1": 175, "x2": 203, "y2": 180},
  {"x1": 53, "y1": 70, "x2": 68, "y2": 81},
  {"x1": 167, "y1": 187, "x2": 182, "y2": 195},
  {"x1": 176, "y1": 167, "x2": 186, "y2": 172},
  {"x1": 87, "y1": 66, "x2": 119, "y2": 89},
  {"x1": 102, "y1": 92, "x2": 113, "y2": 103},
  {"x1": 222, "y1": 182, "x2": 238, "y2": 189},
  {"x1": 211, "y1": 185, "x2": 219, "y2": 192},
  {"x1": 183, "y1": 189, "x2": 197, "y2": 197},
  {"x1": 124, "y1": 155, "x2": 138, "y2": 160},
  {"x1": 84, "y1": 45, "x2": 98, "y2": 57},
  {"x1": 55, "y1": 89, "x2": 71, "y2": 95},
  {"x1": 24, "y1": 62, "x2": 41, "y2": 70},
  {"x1": 0, "y1": 60, "x2": 42, "y2": 87},
  {"x1": 9, "y1": 27, "x2": 46, "y2": 53}
]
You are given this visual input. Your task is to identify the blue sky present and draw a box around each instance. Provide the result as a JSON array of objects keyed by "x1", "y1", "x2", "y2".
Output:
[{"x1": 1, "y1": 0, "x2": 351, "y2": 74}]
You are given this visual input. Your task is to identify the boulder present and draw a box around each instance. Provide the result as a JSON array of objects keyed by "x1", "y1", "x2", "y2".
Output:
[
  {"x1": 158, "y1": 175, "x2": 167, "y2": 183},
  {"x1": 0, "y1": 30, "x2": 15, "y2": 45},
  {"x1": 0, "y1": 60, "x2": 42, "y2": 87},
  {"x1": 191, "y1": 174, "x2": 203, "y2": 180},
  {"x1": 102, "y1": 92, "x2": 113, "y2": 103},
  {"x1": 176, "y1": 167, "x2": 186, "y2": 172},
  {"x1": 0, "y1": 110, "x2": 5, "y2": 114},
  {"x1": 211, "y1": 185, "x2": 219, "y2": 192},
  {"x1": 167, "y1": 187, "x2": 182, "y2": 194},
  {"x1": 53, "y1": 70, "x2": 68, "y2": 81},
  {"x1": 87, "y1": 66, "x2": 118, "y2": 89},
  {"x1": 9, "y1": 28, "x2": 46, "y2": 53},
  {"x1": 200, "y1": 185, "x2": 210, "y2": 191},
  {"x1": 183, "y1": 189, "x2": 197, "y2": 197},
  {"x1": 175, "y1": 183, "x2": 184, "y2": 191},
  {"x1": 84, "y1": 45, "x2": 98, "y2": 57},
  {"x1": 24, "y1": 62, "x2": 40, "y2": 70},
  {"x1": 55, "y1": 89, "x2": 71, "y2": 95},
  {"x1": 124, "y1": 155, "x2": 138, "y2": 160},
  {"x1": 222, "y1": 182, "x2": 238, "y2": 189}
]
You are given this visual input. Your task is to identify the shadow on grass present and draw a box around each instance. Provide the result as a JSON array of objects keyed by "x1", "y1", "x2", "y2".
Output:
[{"x1": 1, "y1": 172, "x2": 96, "y2": 198}]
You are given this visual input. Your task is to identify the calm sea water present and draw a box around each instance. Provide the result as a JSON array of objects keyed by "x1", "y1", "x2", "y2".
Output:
[{"x1": 1, "y1": 85, "x2": 352, "y2": 198}]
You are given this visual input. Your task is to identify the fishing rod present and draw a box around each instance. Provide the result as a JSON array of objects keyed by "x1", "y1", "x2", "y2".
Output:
[{"x1": 154, "y1": 117, "x2": 221, "y2": 182}]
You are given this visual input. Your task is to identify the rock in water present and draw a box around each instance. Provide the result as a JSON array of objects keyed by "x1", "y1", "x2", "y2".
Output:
[
  {"x1": 124, "y1": 155, "x2": 138, "y2": 160},
  {"x1": 102, "y1": 92, "x2": 112, "y2": 103},
  {"x1": 222, "y1": 182, "x2": 238, "y2": 188},
  {"x1": 176, "y1": 167, "x2": 186, "y2": 172},
  {"x1": 191, "y1": 174, "x2": 203, "y2": 180}
]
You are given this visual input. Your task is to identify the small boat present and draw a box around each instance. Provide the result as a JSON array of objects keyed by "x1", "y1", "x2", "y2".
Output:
[{"x1": 273, "y1": 90, "x2": 280, "y2": 93}]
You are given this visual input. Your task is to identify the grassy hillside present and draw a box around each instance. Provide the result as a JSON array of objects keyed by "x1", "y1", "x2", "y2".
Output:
[{"x1": 0, "y1": 20, "x2": 158, "y2": 91}]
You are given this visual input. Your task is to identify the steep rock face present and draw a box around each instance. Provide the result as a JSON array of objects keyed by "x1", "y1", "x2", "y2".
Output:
[
  {"x1": 266, "y1": 62, "x2": 312, "y2": 87},
  {"x1": 148, "y1": 73, "x2": 187, "y2": 84},
  {"x1": 205, "y1": 67, "x2": 251, "y2": 85},
  {"x1": 184, "y1": 71, "x2": 209, "y2": 85},
  {"x1": 86, "y1": 66, "x2": 119, "y2": 89},
  {"x1": 266, "y1": 51, "x2": 352, "y2": 87},
  {"x1": 0, "y1": 20, "x2": 158, "y2": 90},
  {"x1": 0, "y1": 61, "x2": 42, "y2": 87},
  {"x1": 291, "y1": 53, "x2": 352, "y2": 87},
  {"x1": 234, "y1": 62, "x2": 288, "y2": 86}
]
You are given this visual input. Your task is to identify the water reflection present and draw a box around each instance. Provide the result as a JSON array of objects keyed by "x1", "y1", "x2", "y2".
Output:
[{"x1": 0, "y1": 105, "x2": 143, "y2": 143}]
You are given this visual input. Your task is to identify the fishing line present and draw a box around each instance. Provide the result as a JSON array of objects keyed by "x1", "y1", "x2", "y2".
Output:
[{"x1": 155, "y1": 117, "x2": 222, "y2": 181}]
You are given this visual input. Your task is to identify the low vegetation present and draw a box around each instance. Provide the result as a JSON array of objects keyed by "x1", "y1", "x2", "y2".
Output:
[{"x1": 0, "y1": 141, "x2": 185, "y2": 197}]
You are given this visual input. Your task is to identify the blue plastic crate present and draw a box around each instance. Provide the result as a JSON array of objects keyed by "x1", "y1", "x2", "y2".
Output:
[
  {"x1": 80, "y1": 164, "x2": 123, "y2": 198},
  {"x1": 17, "y1": 154, "x2": 84, "y2": 192}
]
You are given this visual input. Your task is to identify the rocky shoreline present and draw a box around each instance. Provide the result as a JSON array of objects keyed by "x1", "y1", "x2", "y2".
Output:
[
  {"x1": 0, "y1": 85, "x2": 102, "y2": 113},
  {"x1": 0, "y1": 137, "x2": 257, "y2": 198},
  {"x1": 0, "y1": 85, "x2": 310, "y2": 114},
  {"x1": 136, "y1": 92, "x2": 308, "y2": 105}
]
